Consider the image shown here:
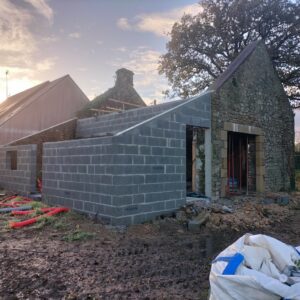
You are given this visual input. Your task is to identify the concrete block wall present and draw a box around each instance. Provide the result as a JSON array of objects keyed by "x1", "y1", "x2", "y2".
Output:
[
  {"x1": 43, "y1": 94, "x2": 211, "y2": 225},
  {"x1": 0, "y1": 144, "x2": 37, "y2": 194},
  {"x1": 76, "y1": 100, "x2": 181, "y2": 138},
  {"x1": 10, "y1": 118, "x2": 77, "y2": 178}
]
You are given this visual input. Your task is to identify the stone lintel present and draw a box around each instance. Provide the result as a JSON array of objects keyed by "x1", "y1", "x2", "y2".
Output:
[{"x1": 224, "y1": 122, "x2": 263, "y2": 135}]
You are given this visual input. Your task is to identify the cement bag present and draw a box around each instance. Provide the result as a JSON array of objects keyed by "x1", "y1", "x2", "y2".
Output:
[{"x1": 209, "y1": 234, "x2": 300, "y2": 300}]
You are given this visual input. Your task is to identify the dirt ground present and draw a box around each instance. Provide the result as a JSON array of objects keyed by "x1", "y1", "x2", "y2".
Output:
[{"x1": 0, "y1": 193, "x2": 300, "y2": 300}]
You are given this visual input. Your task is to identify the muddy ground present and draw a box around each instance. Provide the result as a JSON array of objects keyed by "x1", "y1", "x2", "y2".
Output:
[{"x1": 0, "y1": 194, "x2": 300, "y2": 300}]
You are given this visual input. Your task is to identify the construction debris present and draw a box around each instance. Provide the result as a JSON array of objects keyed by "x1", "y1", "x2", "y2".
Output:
[
  {"x1": 175, "y1": 194, "x2": 293, "y2": 232},
  {"x1": 0, "y1": 195, "x2": 69, "y2": 229}
]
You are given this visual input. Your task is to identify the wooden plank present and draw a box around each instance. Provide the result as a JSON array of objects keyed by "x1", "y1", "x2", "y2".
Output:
[
  {"x1": 108, "y1": 98, "x2": 144, "y2": 108},
  {"x1": 89, "y1": 108, "x2": 116, "y2": 113},
  {"x1": 106, "y1": 106, "x2": 123, "y2": 112},
  {"x1": 192, "y1": 129, "x2": 197, "y2": 192}
]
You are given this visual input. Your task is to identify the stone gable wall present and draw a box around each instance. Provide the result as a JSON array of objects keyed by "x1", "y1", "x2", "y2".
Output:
[{"x1": 211, "y1": 43, "x2": 294, "y2": 197}]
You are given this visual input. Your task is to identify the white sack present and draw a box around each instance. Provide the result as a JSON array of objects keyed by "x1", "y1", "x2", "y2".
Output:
[{"x1": 209, "y1": 234, "x2": 300, "y2": 300}]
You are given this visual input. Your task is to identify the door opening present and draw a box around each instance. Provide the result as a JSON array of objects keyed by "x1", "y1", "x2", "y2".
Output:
[
  {"x1": 227, "y1": 132, "x2": 256, "y2": 194},
  {"x1": 186, "y1": 126, "x2": 205, "y2": 195}
]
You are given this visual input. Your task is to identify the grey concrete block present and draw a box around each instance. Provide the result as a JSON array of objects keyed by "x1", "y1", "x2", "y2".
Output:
[
  {"x1": 74, "y1": 200, "x2": 83, "y2": 210},
  {"x1": 115, "y1": 184, "x2": 139, "y2": 195},
  {"x1": 138, "y1": 183, "x2": 164, "y2": 193},
  {"x1": 112, "y1": 195, "x2": 133, "y2": 206},
  {"x1": 139, "y1": 146, "x2": 151, "y2": 155},
  {"x1": 165, "y1": 200, "x2": 176, "y2": 209},
  {"x1": 151, "y1": 147, "x2": 164, "y2": 156},
  {"x1": 133, "y1": 194, "x2": 145, "y2": 204},
  {"x1": 151, "y1": 201, "x2": 165, "y2": 211},
  {"x1": 132, "y1": 156, "x2": 144, "y2": 164}
]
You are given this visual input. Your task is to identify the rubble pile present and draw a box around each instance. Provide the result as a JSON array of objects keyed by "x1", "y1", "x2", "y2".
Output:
[
  {"x1": 207, "y1": 202, "x2": 289, "y2": 231},
  {"x1": 176, "y1": 194, "x2": 294, "y2": 232}
]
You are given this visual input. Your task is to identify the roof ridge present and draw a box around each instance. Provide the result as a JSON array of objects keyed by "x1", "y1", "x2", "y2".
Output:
[
  {"x1": 0, "y1": 75, "x2": 71, "y2": 127},
  {"x1": 210, "y1": 40, "x2": 262, "y2": 91}
]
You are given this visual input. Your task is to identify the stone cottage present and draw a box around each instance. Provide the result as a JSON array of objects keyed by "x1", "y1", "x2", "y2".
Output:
[{"x1": 0, "y1": 41, "x2": 294, "y2": 225}]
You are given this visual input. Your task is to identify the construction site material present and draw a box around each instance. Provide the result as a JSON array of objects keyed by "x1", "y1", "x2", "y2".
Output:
[
  {"x1": 12, "y1": 207, "x2": 53, "y2": 215},
  {"x1": 0, "y1": 194, "x2": 69, "y2": 229},
  {"x1": 0, "y1": 206, "x2": 32, "y2": 213},
  {"x1": 0, "y1": 193, "x2": 299, "y2": 299},
  {"x1": 209, "y1": 234, "x2": 300, "y2": 300},
  {"x1": 9, "y1": 207, "x2": 69, "y2": 229}
]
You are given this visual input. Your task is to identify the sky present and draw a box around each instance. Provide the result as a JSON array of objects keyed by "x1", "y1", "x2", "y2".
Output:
[
  {"x1": 0, "y1": 0, "x2": 299, "y2": 130},
  {"x1": 0, "y1": 0, "x2": 200, "y2": 103}
]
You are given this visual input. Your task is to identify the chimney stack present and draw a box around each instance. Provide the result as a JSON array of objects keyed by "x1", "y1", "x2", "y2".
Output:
[{"x1": 115, "y1": 68, "x2": 134, "y2": 87}]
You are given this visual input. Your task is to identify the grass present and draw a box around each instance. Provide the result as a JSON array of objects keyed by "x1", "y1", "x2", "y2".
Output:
[
  {"x1": 28, "y1": 201, "x2": 47, "y2": 210},
  {"x1": 31, "y1": 215, "x2": 57, "y2": 229},
  {"x1": 63, "y1": 229, "x2": 95, "y2": 242}
]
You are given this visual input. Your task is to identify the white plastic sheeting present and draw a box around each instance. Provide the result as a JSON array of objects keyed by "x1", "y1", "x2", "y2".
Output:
[{"x1": 209, "y1": 234, "x2": 300, "y2": 300}]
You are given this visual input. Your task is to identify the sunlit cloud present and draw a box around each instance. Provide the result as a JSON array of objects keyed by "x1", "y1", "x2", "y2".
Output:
[
  {"x1": 24, "y1": 0, "x2": 53, "y2": 22},
  {"x1": 112, "y1": 47, "x2": 169, "y2": 102},
  {"x1": 36, "y1": 57, "x2": 57, "y2": 71},
  {"x1": 117, "y1": 17, "x2": 131, "y2": 30},
  {"x1": 0, "y1": 0, "x2": 54, "y2": 102},
  {"x1": 78, "y1": 67, "x2": 88, "y2": 72},
  {"x1": 117, "y1": 3, "x2": 202, "y2": 37},
  {"x1": 69, "y1": 32, "x2": 81, "y2": 39},
  {"x1": 115, "y1": 47, "x2": 128, "y2": 52},
  {"x1": 42, "y1": 35, "x2": 59, "y2": 43}
]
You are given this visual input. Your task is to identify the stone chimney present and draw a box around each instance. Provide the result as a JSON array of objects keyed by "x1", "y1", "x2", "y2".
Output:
[{"x1": 115, "y1": 68, "x2": 134, "y2": 87}]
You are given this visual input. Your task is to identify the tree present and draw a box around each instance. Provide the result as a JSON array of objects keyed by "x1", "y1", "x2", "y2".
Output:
[{"x1": 159, "y1": 0, "x2": 300, "y2": 107}]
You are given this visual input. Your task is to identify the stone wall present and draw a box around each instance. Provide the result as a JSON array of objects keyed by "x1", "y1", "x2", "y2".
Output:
[
  {"x1": 42, "y1": 94, "x2": 211, "y2": 225},
  {"x1": 0, "y1": 144, "x2": 37, "y2": 194},
  {"x1": 211, "y1": 43, "x2": 294, "y2": 198}
]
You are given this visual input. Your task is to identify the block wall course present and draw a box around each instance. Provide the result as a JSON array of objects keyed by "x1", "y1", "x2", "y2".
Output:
[
  {"x1": 0, "y1": 144, "x2": 37, "y2": 194},
  {"x1": 43, "y1": 93, "x2": 211, "y2": 224}
]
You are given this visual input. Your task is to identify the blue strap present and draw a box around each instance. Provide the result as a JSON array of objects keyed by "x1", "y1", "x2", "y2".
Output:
[
  {"x1": 294, "y1": 247, "x2": 300, "y2": 256},
  {"x1": 213, "y1": 252, "x2": 244, "y2": 275}
]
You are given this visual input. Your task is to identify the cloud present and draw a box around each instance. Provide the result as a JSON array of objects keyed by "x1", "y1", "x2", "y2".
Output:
[
  {"x1": 96, "y1": 40, "x2": 103, "y2": 45},
  {"x1": 0, "y1": 0, "x2": 54, "y2": 102},
  {"x1": 0, "y1": 67, "x2": 41, "y2": 102},
  {"x1": 112, "y1": 47, "x2": 169, "y2": 102},
  {"x1": 117, "y1": 3, "x2": 202, "y2": 37},
  {"x1": 36, "y1": 57, "x2": 57, "y2": 71},
  {"x1": 0, "y1": 1, "x2": 35, "y2": 55},
  {"x1": 115, "y1": 47, "x2": 128, "y2": 53},
  {"x1": 69, "y1": 32, "x2": 81, "y2": 39},
  {"x1": 117, "y1": 17, "x2": 131, "y2": 30},
  {"x1": 24, "y1": 0, "x2": 53, "y2": 22},
  {"x1": 42, "y1": 35, "x2": 59, "y2": 43}
]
